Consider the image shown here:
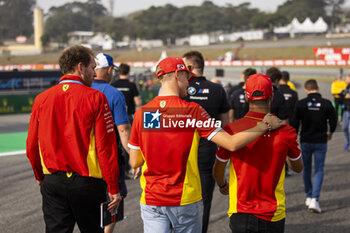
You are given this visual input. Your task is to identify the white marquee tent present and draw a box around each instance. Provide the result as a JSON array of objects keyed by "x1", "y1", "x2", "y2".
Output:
[{"x1": 274, "y1": 17, "x2": 328, "y2": 35}]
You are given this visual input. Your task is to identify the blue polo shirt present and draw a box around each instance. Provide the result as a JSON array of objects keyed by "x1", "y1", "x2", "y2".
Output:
[
  {"x1": 92, "y1": 79, "x2": 129, "y2": 197},
  {"x1": 92, "y1": 80, "x2": 129, "y2": 126}
]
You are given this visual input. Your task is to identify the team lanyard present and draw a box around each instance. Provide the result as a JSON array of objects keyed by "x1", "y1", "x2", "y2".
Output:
[{"x1": 58, "y1": 80, "x2": 84, "y2": 85}]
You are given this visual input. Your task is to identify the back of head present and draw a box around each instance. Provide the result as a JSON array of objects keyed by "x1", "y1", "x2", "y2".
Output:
[
  {"x1": 59, "y1": 45, "x2": 94, "y2": 74},
  {"x1": 182, "y1": 51, "x2": 205, "y2": 73},
  {"x1": 281, "y1": 71, "x2": 290, "y2": 82},
  {"x1": 245, "y1": 73, "x2": 273, "y2": 106},
  {"x1": 119, "y1": 63, "x2": 130, "y2": 76},
  {"x1": 304, "y1": 79, "x2": 319, "y2": 91},
  {"x1": 156, "y1": 57, "x2": 194, "y2": 81},
  {"x1": 266, "y1": 67, "x2": 282, "y2": 84},
  {"x1": 242, "y1": 68, "x2": 257, "y2": 82}
]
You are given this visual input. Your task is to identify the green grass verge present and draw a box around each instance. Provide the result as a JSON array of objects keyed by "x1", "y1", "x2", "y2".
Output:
[{"x1": 0, "y1": 132, "x2": 27, "y2": 153}]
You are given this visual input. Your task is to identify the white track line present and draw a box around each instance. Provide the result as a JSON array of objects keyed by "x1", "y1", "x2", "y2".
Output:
[{"x1": 0, "y1": 150, "x2": 26, "y2": 157}]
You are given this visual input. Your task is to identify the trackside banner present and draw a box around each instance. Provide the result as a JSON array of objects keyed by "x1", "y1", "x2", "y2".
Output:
[
  {"x1": 2, "y1": 59, "x2": 350, "y2": 71},
  {"x1": 313, "y1": 47, "x2": 350, "y2": 61}
]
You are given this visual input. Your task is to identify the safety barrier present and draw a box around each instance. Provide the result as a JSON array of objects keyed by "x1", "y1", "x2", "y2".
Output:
[
  {"x1": 0, "y1": 90, "x2": 159, "y2": 115},
  {"x1": 1, "y1": 59, "x2": 350, "y2": 71}
]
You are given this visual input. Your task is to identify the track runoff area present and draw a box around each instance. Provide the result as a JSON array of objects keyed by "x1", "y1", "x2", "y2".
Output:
[{"x1": 0, "y1": 132, "x2": 27, "y2": 157}]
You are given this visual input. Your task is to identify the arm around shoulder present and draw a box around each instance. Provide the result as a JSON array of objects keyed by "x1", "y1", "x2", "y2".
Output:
[{"x1": 211, "y1": 114, "x2": 282, "y2": 152}]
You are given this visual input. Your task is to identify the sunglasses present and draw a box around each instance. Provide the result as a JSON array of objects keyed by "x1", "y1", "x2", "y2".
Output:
[{"x1": 186, "y1": 65, "x2": 194, "y2": 71}]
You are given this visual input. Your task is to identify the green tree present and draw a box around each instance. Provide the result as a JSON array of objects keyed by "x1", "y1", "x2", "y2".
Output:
[
  {"x1": 223, "y1": 3, "x2": 260, "y2": 31},
  {"x1": 133, "y1": 4, "x2": 179, "y2": 40},
  {"x1": 45, "y1": 11, "x2": 93, "y2": 39},
  {"x1": 190, "y1": 1, "x2": 225, "y2": 34},
  {"x1": 41, "y1": 34, "x2": 50, "y2": 48},
  {"x1": 0, "y1": 0, "x2": 35, "y2": 39},
  {"x1": 102, "y1": 17, "x2": 137, "y2": 41},
  {"x1": 276, "y1": 0, "x2": 326, "y2": 22},
  {"x1": 132, "y1": 1, "x2": 228, "y2": 40},
  {"x1": 251, "y1": 13, "x2": 288, "y2": 29},
  {"x1": 325, "y1": 0, "x2": 346, "y2": 29},
  {"x1": 44, "y1": 0, "x2": 107, "y2": 40}
]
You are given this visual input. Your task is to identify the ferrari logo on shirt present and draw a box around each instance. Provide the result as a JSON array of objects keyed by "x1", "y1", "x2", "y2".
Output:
[
  {"x1": 160, "y1": 101, "x2": 166, "y2": 108},
  {"x1": 62, "y1": 84, "x2": 69, "y2": 92}
]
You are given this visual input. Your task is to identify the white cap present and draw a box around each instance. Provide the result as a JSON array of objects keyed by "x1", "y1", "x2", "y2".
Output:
[{"x1": 95, "y1": 53, "x2": 118, "y2": 70}]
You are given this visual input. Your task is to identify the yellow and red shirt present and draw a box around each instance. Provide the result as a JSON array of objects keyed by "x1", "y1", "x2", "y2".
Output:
[
  {"x1": 128, "y1": 96, "x2": 221, "y2": 206},
  {"x1": 26, "y1": 75, "x2": 120, "y2": 194},
  {"x1": 216, "y1": 111, "x2": 301, "y2": 221}
]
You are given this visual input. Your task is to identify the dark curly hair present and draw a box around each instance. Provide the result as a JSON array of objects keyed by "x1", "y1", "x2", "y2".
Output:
[
  {"x1": 242, "y1": 68, "x2": 257, "y2": 82},
  {"x1": 266, "y1": 67, "x2": 282, "y2": 83}
]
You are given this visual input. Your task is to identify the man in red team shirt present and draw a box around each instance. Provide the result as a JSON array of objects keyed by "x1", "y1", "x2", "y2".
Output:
[
  {"x1": 128, "y1": 57, "x2": 283, "y2": 233},
  {"x1": 213, "y1": 73, "x2": 303, "y2": 233},
  {"x1": 26, "y1": 45, "x2": 121, "y2": 233}
]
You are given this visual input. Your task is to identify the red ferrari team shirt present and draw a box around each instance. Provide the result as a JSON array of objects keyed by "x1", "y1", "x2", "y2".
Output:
[
  {"x1": 216, "y1": 111, "x2": 301, "y2": 221},
  {"x1": 26, "y1": 75, "x2": 120, "y2": 194},
  {"x1": 128, "y1": 95, "x2": 221, "y2": 206}
]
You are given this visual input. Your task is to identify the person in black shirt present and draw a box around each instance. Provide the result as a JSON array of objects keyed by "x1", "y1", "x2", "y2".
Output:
[
  {"x1": 112, "y1": 63, "x2": 142, "y2": 179},
  {"x1": 226, "y1": 74, "x2": 244, "y2": 99},
  {"x1": 228, "y1": 68, "x2": 256, "y2": 122},
  {"x1": 342, "y1": 75, "x2": 350, "y2": 150},
  {"x1": 291, "y1": 79, "x2": 337, "y2": 213},
  {"x1": 183, "y1": 51, "x2": 230, "y2": 233},
  {"x1": 266, "y1": 68, "x2": 292, "y2": 177},
  {"x1": 112, "y1": 63, "x2": 142, "y2": 125},
  {"x1": 266, "y1": 67, "x2": 289, "y2": 124},
  {"x1": 279, "y1": 71, "x2": 298, "y2": 123}
]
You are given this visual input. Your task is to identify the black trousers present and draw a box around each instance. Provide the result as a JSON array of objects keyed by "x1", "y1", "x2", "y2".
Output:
[
  {"x1": 334, "y1": 97, "x2": 344, "y2": 119},
  {"x1": 198, "y1": 141, "x2": 218, "y2": 233},
  {"x1": 230, "y1": 213, "x2": 285, "y2": 233},
  {"x1": 41, "y1": 172, "x2": 107, "y2": 233},
  {"x1": 199, "y1": 169, "x2": 216, "y2": 233}
]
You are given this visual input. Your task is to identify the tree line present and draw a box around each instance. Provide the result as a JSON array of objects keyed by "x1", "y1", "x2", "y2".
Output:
[{"x1": 0, "y1": 0, "x2": 348, "y2": 45}]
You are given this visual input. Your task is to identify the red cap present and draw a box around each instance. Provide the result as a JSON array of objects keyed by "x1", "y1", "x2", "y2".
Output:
[
  {"x1": 245, "y1": 73, "x2": 273, "y2": 100},
  {"x1": 156, "y1": 57, "x2": 196, "y2": 82}
]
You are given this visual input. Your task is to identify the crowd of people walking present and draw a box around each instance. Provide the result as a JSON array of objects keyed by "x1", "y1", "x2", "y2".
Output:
[{"x1": 26, "y1": 45, "x2": 344, "y2": 233}]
